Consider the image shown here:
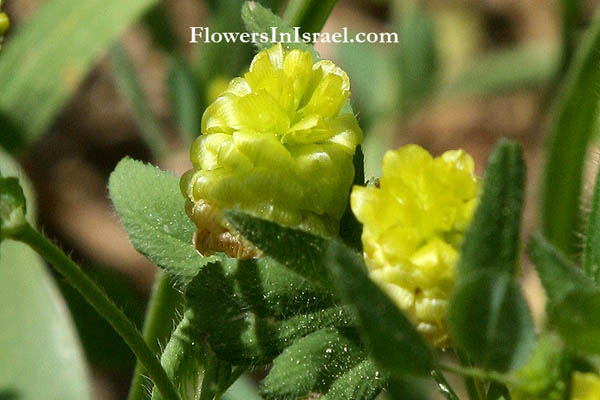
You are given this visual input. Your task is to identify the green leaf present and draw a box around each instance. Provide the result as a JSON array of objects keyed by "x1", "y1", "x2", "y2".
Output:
[
  {"x1": 387, "y1": 377, "x2": 430, "y2": 400},
  {"x1": 551, "y1": 287, "x2": 600, "y2": 354},
  {"x1": 225, "y1": 210, "x2": 332, "y2": 288},
  {"x1": 180, "y1": 238, "x2": 385, "y2": 398},
  {"x1": 142, "y1": 4, "x2": 179, "y2": 54},
  {"x1": 260, "y1": 327, "x2": 365, "y2": 399},
  {"x1": 338, "y1": 145, "x2": 365, "y2": 251},
  {"x1": 241, "y1": 1, "x2": 318, "y2": 57},
  {"x1": 283, "y1": 0, "x2": 338, "y2": 34},
  {"x1": 449, "y1": 141, "x2": 531, "y2": 372},
  {"x1": 529, "y1": 233, "x2": 594, "y2": 306},
  {"x1": 185, "y1": 258, "x2": 351, "y2": 365},
  {"x1": 109, "y1": 44, "x2": 168, "y2": 159},
  {"x1": 448, "y1": 270, "x2": 534, "y2": 372},
  {"x1": 325, "y1": 240, "x2": 435, "y2": 377},
  {"x1": 108, "y1": 157, "x2": 218, "y2": 280},
  {"x1": 0, "y1": 0, "x2": 159, "y2": 150},
  {"x1": 320, "y1": 358, "x2": 384, "y2": 400},
  {"x1": 440, "y1": 43, "x2": 558, "y2": 100},
  {"x1": 0, "y1": 241, "x2": 94, "y2": 400},
  {"x1": 394, "y1": 1, "x2": 438, "y2": 115},
  {"x1": 542, "y1": 8, "x2": 600, "y2": 255},
  {"x1": 584, "y1": 163, "x2": 600, "y2": 282},
  {"x1": 458, "y1": 140, "x2": 525, "y2": 280},
  {"x1": 221, "y1": 375, "x2": 261, "y2": 400},
  {"x1": 167, "y1": 57, "x2": 203, "y2": 147},
  {"x1": 558, "y1": 0, "x2": 580, "y2": 72},
  {"x1": 0, "y1": 151, "x2": 93, "y2": 400}
]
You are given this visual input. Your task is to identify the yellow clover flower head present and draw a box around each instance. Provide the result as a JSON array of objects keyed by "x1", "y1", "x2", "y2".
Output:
[
  {"x1": 570, "y1": 372, "x2": 600, "y2": 400},
  {"x1": 351, "y1": 144, "x2": 479, "y2": 346},
  {"x1": 181, "y1": 43, "x2": 362, "y2": 258}
]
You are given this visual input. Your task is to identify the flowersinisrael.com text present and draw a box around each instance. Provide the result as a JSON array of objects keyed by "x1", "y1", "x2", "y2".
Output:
[{"x1": 189, "y1": 26, "x2": 399, "y2": 44}]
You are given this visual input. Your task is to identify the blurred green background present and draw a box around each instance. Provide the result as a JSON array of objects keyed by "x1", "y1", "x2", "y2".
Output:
[{"x1": 0, "y1": 0, "x2": 599, "y2": 398}]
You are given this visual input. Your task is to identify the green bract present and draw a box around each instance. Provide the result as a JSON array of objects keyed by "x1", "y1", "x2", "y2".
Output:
[{"x1": 180, "y1": 43, "x2": 362, "y2": 258}]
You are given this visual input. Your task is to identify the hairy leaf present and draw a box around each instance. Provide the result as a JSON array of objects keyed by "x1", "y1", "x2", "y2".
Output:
[
  {"x1": 225, "y1": 210, "x2": 332, "y2": 288},
  {"x1": 325, "y1": 240, "x2": 435, "y2": 376},
  {"x1": 320, "y1": 358, "x2": 384, "y2": 400},
  {"x1": 529, "y1": 233, "x2": 594, "y2": 306},
  {"x1": 449, "y1": 270, "x2": 534, "y2": 372},
  {"x1": 109, "y1": 157, "x2": 218, "y2": 280},
  {"x1": 551, "y1": 287, "x2": 600, "y2": 354},
  {"x1": 260, "y1": 327, "x2": 365, "y2": 399},
  {"x1": 584, "y1": 163, "x2": 600, "y2": 282},
  {"x1": 185, "y1": 258, "x2": 351, "y2": 365},
  {"x1": 458, "y1": 140, "x2": 525, "y2": 279},
  {"x1": 542, "y1": 8, "x2": 600, "y2": 255}
]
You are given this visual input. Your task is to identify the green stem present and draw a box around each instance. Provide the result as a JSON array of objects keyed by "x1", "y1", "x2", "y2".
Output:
[
  {"x1": 283, "y1": 0, "x2": 338, "y2": 34},
  {"x1": 214, "y1": 366, "x2": 248, "y2": 400},
  {"x1": 439, "y1": 363, "x2": 513, "y2": 388},
  {"x1": 454, "y1": 349, "x2": 484, "y2": 400},
  {"x1": 431, "y1": 369, "x2": 460, "y2": 400},
  {"x1": 128, "y1": 270, "x2": 184, "y2": 400},
  {"x1": 12, "y1": 223, "x2": 181, "y2": 400}
]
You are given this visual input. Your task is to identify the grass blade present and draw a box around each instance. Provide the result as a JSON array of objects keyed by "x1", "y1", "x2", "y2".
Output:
[
  {"x1": 584, "y1": 164, "x2": 600, "y2": 282},
  {"x1": 167, "y1": 57, "x2": 203, "y2": 147},
  {"x1": 0, "y1": 0, "x2": 159, "y2": 151},
  {"x1": 283, "y1": 0, "x2": 338, "y2": 34},
  {"x1": 109, "y1": 44, "x2": 169, "y2": 159},
  {"x1": 542, "y1": 8, "x2": 600, "y2": 255}
]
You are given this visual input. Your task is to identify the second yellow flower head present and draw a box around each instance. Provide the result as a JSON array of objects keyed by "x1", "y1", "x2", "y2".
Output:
[{"x1": 351, "y1": 145, "x2": 479, "y2": 346}]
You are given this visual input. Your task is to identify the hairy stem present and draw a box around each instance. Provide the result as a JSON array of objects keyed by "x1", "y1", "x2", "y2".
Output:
[
  {"x1": 440, "y1": 363, "x2": 513, "y2": 388},
  {"x1": 128, "y1": 271, "x2": 184, "y2": 400},
  {"x1": 12, "y1": 223, "x2": 181, "y2": 400}
]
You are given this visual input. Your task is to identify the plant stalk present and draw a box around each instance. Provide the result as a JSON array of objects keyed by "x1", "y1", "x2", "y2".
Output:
[
  {"x1": 454, "y1": 349, "x2": 483, "y2": 400},
  {"x1": 431, "y1": 369, "x2": 460, "y2": 400},
  {"x1": 440, "y1": 363, "x2": 513, "y2": 388},
  {"x1": 128, "y1": 270, "x2": 184, "y2": 400},
  {"x1": 12, "y1": 223, "x2": 181, "y2": 400},
  {"x1": 283, "y1": 0, "x2": 338, "y2": 34}
]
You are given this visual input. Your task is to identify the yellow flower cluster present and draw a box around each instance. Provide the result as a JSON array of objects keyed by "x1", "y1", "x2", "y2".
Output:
[
  {"x1": 571, "y1": 372, "x2": 600, "y2": 400},
  {"x1": 351, "y1": 145, "x2": 479, "y2": 346},
  {"x1": 181, "y1": 44, "x2": 362, "y2": 257}
]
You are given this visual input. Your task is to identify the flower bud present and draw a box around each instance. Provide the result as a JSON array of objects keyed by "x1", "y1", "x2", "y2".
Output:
[
  {"x1": 351, "y1": 144, "x2": 479, "y2": 346},
  {"x1": 181, "y1": 44, "x2": 362, "y2": 258},
  {"x1": 0, "y1": 12, "x2": 9, "y2": 37}
]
